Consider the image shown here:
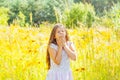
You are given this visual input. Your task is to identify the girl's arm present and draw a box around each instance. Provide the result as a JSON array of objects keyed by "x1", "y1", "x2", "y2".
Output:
[
  {"x1": 48, "y1": 46, "x2": 62, "y2": 65},
  {"x1": 63, "y1": 42, "x2": 76, "y2": 61}
]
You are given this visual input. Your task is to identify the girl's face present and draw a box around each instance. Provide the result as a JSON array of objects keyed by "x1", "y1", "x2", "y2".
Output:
[{"x1": 55, "y1": 27, "x2": 66, "y2": 40}]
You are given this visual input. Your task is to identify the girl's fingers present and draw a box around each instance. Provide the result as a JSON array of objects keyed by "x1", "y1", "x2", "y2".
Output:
[{"x1": 56, "y1": 37, "x2": 66, "y2": 47}]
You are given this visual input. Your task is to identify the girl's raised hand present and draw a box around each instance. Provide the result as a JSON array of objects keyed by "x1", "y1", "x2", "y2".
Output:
[
  {"x1": 56, "y1": 37, "x2": 63, "y2": 47},
  {"x1": 61, "y1": 37, "x2": 66, "y2": 47},
  {"x1": 56, "y1": 36, "x2": 66, "y2": 47}
]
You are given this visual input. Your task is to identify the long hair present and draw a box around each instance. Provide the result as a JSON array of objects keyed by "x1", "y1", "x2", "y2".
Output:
[{"x1": 46, "y1": 23, "x2": 69, "y2": 70}]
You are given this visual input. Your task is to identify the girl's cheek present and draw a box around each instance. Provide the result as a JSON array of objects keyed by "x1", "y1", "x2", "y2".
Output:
[{"x1": 55, "y1": 34, "x2": 60, "y2": 39}]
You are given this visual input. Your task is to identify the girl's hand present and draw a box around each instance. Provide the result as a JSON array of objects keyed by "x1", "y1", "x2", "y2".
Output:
[
  {"x1": 56, "y1": 36, "x2": 66, "y2": 47},
  {"x1": 56, "y1": 37, "x2": 63, "y2": 47},
  {"x1": 60, "y1": 37, "x2": 66, "y2": 47}
]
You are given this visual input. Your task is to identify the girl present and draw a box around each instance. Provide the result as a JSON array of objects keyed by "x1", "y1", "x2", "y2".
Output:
[{"x1": 46, "y1": 23, "x2": 76, "y2": 80}]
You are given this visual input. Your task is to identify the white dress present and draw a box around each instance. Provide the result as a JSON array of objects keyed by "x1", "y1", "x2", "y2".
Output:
[{"x1": 46, "y1": 41, "x2": 73, "y2": 80}]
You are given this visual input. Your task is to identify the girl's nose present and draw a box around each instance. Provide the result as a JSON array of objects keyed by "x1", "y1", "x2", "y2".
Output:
[{"x1": 59, "y1": 31, "x2": 63, "y2": 34}]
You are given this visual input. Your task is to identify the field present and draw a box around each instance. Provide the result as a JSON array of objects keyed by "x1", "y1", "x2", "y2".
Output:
[{"x1": 0, "y1": 24, "x2": 120, "y2": 80}]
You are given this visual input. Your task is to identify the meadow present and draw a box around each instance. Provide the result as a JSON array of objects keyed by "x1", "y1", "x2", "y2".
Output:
[{"x1": 0, "y1": 24, "x2": 120, "y2": 80}]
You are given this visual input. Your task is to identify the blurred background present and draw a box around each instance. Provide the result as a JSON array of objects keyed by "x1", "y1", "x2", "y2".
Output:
[{"x1": 0, "y1": 0, "x2": 120, "y2": 80}]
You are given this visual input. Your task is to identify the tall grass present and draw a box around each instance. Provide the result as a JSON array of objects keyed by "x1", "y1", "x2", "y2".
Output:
[{"x1": 0, "y1": 24, "x2": 120, "y2": 80}]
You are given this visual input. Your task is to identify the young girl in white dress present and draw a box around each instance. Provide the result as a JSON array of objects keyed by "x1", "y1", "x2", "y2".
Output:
[{"x1": 46, "y1": 23, "x2": 76, "y2": 80}]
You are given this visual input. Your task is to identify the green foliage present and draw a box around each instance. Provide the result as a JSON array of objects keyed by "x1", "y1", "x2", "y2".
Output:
[
  {"x1": 17, "y1": 11, "x2": 26, "y2": 27},
  {"x1": 0, "y1": 7, "x2": 9, "y2": 25},
  {"x1": 101, "y1": 2, "x2": 120, "y2": 28},
  {"x1": 0, "y1": 0, "x2": 4, "y2": 6},
  {"x1": 34, "y1": 0, "x2": 56, "y2": 24},
  {"x1": 35, "y1": 0, "x2": 74, "y2": 24},
  {"x1": 108, "y1": 2, "x2": 120, "y2": 29},
  {"x1": 61, "y1": 3, "x2": 95, "y2": 28},
  {"x1": 86, "y1": 11, "x2": 94, "y2": 28},
  {"x1": 7, "y1": 0, "x2": 39, "y2": 25},
  {"x1": 91, "y1": 0, "x2": 119, "y2": 16},
  {"x1": 54, "y1": 0, "x2": 74, "y2": 23},
  {"x1": 1, "y1": 0, "x2": 73, "y2": 26},
  {"x1": 0, "y1": 0, "x2": 120, "y2": 28},
  {"x1": 74, "y1": 0, "x2": 82, "y2": 3},
  {"x1": 63, "y1": 3, "x2": 86, "y2": 28}
]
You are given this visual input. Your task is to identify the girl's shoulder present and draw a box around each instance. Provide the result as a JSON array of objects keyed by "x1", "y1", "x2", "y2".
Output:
[
  {"x1": 49, "y1": 43, "x2": 58, "y2": 50},
  {"x1": 67, "y1": 41, "x2": 74, "y2": 46}
]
